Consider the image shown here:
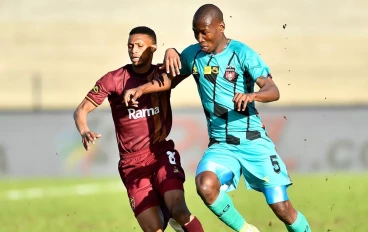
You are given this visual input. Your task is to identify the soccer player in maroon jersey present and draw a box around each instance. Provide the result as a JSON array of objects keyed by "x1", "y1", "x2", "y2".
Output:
[{"x1": 73, "y1": 26, "x2": 204, "y2": 232}]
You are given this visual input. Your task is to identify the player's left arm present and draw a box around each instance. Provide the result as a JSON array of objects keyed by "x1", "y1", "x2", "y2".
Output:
[
  {"x1": 123, "y1": 73, "x2": 189, "y2": 107},
  {"x1": 233, "y1": 76, "x2": 280, "y2": 111},
  {"x1": 233, "y1": 48, "x2": 279, "y2": 111},
  {"x1": 124, "y1": 46, "x2": 193, "y2": 107},
  {"x1": 254, "y1": 76, "x2": 280, "y2": 102}
]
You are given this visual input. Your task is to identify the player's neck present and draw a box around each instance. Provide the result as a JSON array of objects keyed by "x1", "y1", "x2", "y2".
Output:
[
  {"x1": 212, "y1": 37, "x2": 230, "y2": 55},
  {"x1": 131, "y1": 64, "x2": 152, "y2": 75}
]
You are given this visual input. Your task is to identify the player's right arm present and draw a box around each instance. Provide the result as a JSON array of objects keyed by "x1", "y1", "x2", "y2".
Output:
[
  {"x1": 74, "y1": 99, "x2": 101, "y2": 150},
  {"x1": 73, "y1": 72, "x2": 115, "y2": 150}
]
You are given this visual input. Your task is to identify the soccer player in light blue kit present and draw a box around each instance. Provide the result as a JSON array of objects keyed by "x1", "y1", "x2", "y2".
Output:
[{"x1": 124, "y1": 4, "x2": 312, "y2": 232}]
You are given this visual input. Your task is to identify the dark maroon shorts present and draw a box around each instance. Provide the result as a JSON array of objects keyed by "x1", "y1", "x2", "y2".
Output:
[{"x1": 118, "y1": 140, "x2": 185, "y2": 217}]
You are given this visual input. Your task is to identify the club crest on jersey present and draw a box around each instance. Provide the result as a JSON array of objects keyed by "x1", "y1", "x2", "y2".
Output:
[
  {"x1": 92, "y1": 85, "x2": 99, "y2": 93},
  {"x1": 224, "y1": 66, "x2": 236, "y2": 81}
]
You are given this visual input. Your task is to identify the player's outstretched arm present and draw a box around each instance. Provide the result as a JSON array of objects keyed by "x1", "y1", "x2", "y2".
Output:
[
  {"x1": 73, "y1": 99, "x2": 101, "y2": 150},
  {"x1": 123, "y1": 73, "x2": 188, "y2": 107}
]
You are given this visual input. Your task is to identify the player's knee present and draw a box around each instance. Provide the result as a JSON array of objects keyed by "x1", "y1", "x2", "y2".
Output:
[
  {"x1": 164, "y1": 190, "x2": 191, "y2": 225},
  {"x1": 270, "y1": 201, "x2": 297, "y2": 224},
  {"x1": 168, "y1": 199, "x2": 191, "y2": 224},
  {"x1": 195, "y1": 171, "x2": 220, "y2": 204},
  {"x1": 171, "y1": 206, "x2": 191, "y2": 225}
]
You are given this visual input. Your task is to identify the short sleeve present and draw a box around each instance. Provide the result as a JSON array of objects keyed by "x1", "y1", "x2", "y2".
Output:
[
  {"x1": 179, "y1": 46, "x2": 194, "y2": 76},
  {"x1": 242, "y1": 49, "x2": 271, "y2": 81},
  {"x1": 85, "y1": 72, "x2": 115, "y2": 106}
]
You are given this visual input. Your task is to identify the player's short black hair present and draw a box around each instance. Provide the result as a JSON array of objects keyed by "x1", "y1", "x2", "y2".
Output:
[
  {"x1": 194, "y1": 4, "x2": 223, "y2": 23},
  {"x1": 129, "y1": 26, "x2": 157, "y2": 44}
]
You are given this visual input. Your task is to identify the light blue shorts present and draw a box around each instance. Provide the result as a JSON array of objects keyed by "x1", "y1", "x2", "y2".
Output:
[{"x1": 196, "y1": 136, "x2": 292, "y2": 204}]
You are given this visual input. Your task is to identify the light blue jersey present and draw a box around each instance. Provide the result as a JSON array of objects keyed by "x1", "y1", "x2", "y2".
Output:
[
  {"x1": 180, "y1": 40, "x2": 292, "y2": 201},
  {"x1": 180, "y1": 40, "x2": 271, "y2": 145}
]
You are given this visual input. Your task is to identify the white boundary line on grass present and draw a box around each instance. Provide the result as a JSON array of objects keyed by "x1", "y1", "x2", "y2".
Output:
[{"x1": 1, "y1": 181, "x2": 126, "y2": 201}]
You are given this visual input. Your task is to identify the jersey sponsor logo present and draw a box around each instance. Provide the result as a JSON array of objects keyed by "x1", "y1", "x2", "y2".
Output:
[
  {"x1": 204, "y1": 66, "x2": 212, "y2": 74},
  {"x1": 92, "y1": 85, "x2": 99, "y2": 93},
  {"x1": 211, "y1": 66, "x2": 219, "y2": 74},
  {"x1": 203, "y1": 66, "x2": 220, "y2": 75},
  {"x1": 127, "y1": 106, "x2": 160, "y2": 119}
]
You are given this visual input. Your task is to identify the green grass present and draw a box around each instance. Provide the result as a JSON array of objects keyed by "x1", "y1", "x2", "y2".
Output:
[{"x1": 0, "y1": 173, "x2": 367, "y2": 232}]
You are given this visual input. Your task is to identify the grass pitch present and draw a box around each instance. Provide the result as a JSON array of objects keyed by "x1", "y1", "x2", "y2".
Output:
[{"x1": 0, "y1": 173, "x2": 367, "y2": 232}]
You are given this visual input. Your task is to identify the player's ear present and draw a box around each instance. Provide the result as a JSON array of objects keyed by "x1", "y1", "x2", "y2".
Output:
[
  {"x1": 219, "y1": 21, "x2": 225, "y2": 32},
  {"x1": 150, "y1": 45, "x2": 157, "y2": 53}
]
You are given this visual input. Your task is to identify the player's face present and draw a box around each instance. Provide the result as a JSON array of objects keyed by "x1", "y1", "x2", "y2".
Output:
[
  {"x1": 192, "y1": 17, "x2": 224, "y2": 53},
  {"x1": 127, "y1": 34, "x2": 156, "y2": 67}
]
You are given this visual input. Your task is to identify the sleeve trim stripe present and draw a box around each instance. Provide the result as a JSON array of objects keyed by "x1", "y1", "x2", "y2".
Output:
[{"x1": 85, "y1": 96, "x2": 99, "y2": 107}]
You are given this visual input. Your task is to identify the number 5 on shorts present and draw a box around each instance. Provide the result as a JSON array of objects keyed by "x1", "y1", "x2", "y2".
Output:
[{"x1": 270, "y1": 155, "x2": 281, "y2": 173}]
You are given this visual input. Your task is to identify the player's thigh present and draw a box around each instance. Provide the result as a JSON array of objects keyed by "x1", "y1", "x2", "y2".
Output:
[
  {"x1": 163, "y1": 189, "x2": 187, "y2": 212},
  {"x1": 154, "y1": 147, "x2": 186, "y2": 197},
  {"x1": 124, "y1": 179, "x2": 162, "y2": 218},
  {"x1": 136, "y1": 206, "x2": 165, "y2": 232},
  {"x1": 238, "y1": 138, "x2": 292, "y2": 196},
  {"x1": 154, "y1": 146, "x2": 188, "y2": 225},
  {"x1": 196, "y1": 143, "x2": 241, "y2": 192},
  {"x1": 118, "y1": 160, "x2": 161, "y2": 218}
]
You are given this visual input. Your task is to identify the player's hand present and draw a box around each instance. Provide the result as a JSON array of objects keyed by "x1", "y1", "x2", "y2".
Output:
[
  {"x1": 81, "y1": 130, "x2": 102, "y2": 150},
  {"x1": 233, "y1": 92, "x2": 256, "y2": 111},
  {"x1": 159, "y1": 48, "x2": 181, "y2": 77},
  {"x1": 123, "y1": 87, "x2": 142, "y2": 107}
]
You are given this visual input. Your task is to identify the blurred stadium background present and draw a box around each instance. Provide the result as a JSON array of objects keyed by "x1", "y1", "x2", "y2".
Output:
[{"x1": 1, "y1": 0, "x2": 368, "y2": 231}]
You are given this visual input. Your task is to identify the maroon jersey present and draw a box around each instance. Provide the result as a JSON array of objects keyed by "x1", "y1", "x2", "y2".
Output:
[{"x1": 86, "y1": 64, "x2": 172, "y2": 154}]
